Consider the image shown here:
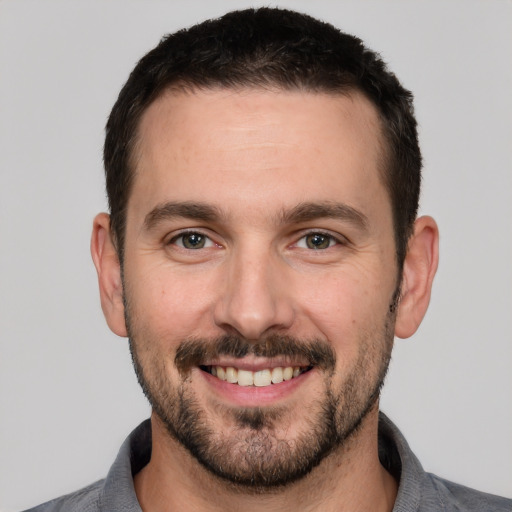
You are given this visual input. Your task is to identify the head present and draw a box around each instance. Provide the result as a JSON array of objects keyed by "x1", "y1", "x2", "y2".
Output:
[
  {"x1": 93, "y1": 7, "x2": 438, "y2": 491},
  {"x1": 104, "y1": 7, "x2": 421, "y2": 270}
]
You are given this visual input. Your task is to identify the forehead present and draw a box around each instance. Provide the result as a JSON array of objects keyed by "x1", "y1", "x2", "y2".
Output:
[{"x1": 129, "y1": 88, "x2": 388, "y2": 223}]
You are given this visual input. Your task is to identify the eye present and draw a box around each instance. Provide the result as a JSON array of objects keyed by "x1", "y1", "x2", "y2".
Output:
[
  {"x1": 170, "y1": 232, "x2": 214, "y2": 249},
  {"x1": 296, "y1": 232, "x2": 338, "y2": 250}
]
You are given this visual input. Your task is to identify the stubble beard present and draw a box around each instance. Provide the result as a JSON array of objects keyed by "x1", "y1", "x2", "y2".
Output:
[{"x1": 126, "y1": 302, "x2": 395, "y2": 490}]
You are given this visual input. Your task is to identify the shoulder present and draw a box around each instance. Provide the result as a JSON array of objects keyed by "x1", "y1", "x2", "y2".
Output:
[
  {"x1": 378, "y1": 413, "x2": 511, "y2": 512},
  {"x1": 22, "y1": 479, "x2": 104, "y2": 512},
  {"x1": 22, "y1": 420, "x2": 150, "y2": 512},
  {"x1": 424, "y1": 473, "x2": 512, "y2": 512}
]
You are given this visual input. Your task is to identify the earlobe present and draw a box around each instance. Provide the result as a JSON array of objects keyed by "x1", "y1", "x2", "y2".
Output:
[
  {"x1": 394, "y1": 216, "x2": 439, "y2": 339},
  {"x1": 90, "y1": 213, "x2": 128, "y2": 337}
]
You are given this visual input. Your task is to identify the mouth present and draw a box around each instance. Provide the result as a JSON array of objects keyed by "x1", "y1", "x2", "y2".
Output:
[{"x1": 199, "y1": 365, "x2": 313, "y2": 387}]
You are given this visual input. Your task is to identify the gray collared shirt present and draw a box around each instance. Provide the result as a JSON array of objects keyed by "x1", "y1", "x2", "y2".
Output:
[{"x1": 24, "y1": 413, "x2": 512, "y2": 511}]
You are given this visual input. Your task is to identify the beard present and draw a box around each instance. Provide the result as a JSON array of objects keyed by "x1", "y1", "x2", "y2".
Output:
[{"x1": 126, "y1": 302, "x2": 395, "y2": 490}]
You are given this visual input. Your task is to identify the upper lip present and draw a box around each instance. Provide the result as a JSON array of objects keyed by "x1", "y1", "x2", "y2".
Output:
[{"x1": 202, "y1": 356, "x2": 311, "y2": 372}]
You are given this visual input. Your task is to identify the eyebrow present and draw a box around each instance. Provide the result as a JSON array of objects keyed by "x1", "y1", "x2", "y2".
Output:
[
  {"x1": 143, "y1": 200, "x2": 369, "y2": 232},
  {"x1": 278, "y1": 201, "x2": 369, "y2": 231},
  {"x1": 143, "y1": 201, "x2": 223, "y2": 231}
]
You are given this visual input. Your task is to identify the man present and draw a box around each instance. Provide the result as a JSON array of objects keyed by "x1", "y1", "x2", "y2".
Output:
[{"x1": 26, "y1": 7, "x2": 511, "y2": 512}]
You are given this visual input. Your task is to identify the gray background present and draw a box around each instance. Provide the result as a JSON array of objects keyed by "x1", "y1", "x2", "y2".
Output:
[{"x1": 1, "y1": 1, "x2": 511, "y2": 510}]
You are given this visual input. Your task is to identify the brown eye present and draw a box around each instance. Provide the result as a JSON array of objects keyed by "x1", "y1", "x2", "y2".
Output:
[{"x1": 305, "y1": 233, "x2": 333, "y2": 250}]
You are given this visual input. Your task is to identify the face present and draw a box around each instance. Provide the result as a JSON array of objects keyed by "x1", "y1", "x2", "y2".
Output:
[{"x1": 122, "y1": 89, "x2": 399, "y2": 487}]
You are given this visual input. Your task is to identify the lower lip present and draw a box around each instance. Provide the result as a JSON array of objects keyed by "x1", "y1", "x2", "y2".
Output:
[{"x1": 197, "y1": 368, "x2": 314, "y2": 407}]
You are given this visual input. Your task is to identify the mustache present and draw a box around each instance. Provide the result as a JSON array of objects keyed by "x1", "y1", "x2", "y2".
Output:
[{"x1": 174, "y1": 334, "x2": 336, "y2": 373}]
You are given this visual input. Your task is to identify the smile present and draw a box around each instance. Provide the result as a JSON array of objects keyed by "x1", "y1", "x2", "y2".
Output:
[{"x1": 200, "y1": 365, "x2": 311, "y2": 387}]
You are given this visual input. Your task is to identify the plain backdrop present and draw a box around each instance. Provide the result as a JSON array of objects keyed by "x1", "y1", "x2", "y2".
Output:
[{"x1": 1, "y1": 1, "x2": 511, "y2": 510}]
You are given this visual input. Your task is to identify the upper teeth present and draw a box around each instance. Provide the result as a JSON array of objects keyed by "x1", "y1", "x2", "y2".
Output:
[{"x1": 209, "y1": 366, "x2": 303, "y2": 387}]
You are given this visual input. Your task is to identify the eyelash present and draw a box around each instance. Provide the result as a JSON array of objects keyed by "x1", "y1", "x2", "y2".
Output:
[
  {"x1": 168, "y1": 230, "x2": 216, "y2": 249},
  {"x1": 167, "y1": 230, "x2": 346, "y2": 251},
  {"x1": 294, "y1": 231, "x2": 344, "y2": 250}
]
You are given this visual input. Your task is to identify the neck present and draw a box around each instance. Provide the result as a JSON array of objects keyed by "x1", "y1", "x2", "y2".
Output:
[{"x1": 134, "y1": 406, "x2": 398, "y2": 512}]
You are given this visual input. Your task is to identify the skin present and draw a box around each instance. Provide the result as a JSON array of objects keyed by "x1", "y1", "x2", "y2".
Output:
[{"x1": 91, "y1": 88, "x2": 438, "y2": 511}]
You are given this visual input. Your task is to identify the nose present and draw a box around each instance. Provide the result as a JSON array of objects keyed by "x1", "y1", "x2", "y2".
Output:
[{"x1": 213, "y1": 245, "x2": 295, "y2": 340}]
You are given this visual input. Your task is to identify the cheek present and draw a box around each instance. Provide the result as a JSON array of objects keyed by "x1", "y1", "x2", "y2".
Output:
[
  {"x1": 294, "y1": 264, "x2": 394, "y2": 345},
  {"x1": 124, "y1": 261, "x2": 220, "y2": 344}
]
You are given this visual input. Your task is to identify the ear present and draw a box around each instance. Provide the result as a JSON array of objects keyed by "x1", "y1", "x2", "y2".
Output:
[
  {"x1": 90, "y1": 213, "x2": 128, "y2": 337},
  {"x1": 394, "y1": 215, "x2": 439, "y2": 339}
]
